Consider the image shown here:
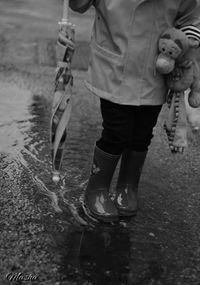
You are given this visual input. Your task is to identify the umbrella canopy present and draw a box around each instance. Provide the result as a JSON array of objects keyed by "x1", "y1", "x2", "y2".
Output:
[{"x1": 50, "y1": 0, "x2": 75, "y2": 182}]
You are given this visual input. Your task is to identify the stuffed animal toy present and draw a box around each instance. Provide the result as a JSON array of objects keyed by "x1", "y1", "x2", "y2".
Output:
[
  {"x1": 156, "y1": 27, "x2": 200, "y2": 108},
  {"x1": 156, "y1": 27, "x2": 200, "y2": 153}
]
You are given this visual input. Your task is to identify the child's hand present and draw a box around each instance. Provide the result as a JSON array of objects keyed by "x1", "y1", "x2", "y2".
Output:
[
  {"x1": 188, "y1": 38, "x2": 200, "y2": 48},
  {"x1": 69, "y1": 0, "x2": 94, "y2": 13}
]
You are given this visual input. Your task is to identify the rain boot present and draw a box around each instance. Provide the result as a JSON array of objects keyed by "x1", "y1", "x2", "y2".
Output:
[
  {"x1": 115, "y1": 150, "x2": 147, "y2": 216},
  {"x1": 84, "y1": 145, "x2": 120, "y2": 222}
]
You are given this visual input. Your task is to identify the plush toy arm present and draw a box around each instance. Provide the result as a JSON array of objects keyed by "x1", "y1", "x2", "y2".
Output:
[
  {"x1": 178, "y1": 59, "x2": 193, "y2": 68},
  {"x1": 188, "y1": 84, "x2": 200, "y2": 108},
  {"x1": 188, "y1": 61, "x2": 200, "y2": 108},
  {"x1": 178, "y1": 26, "x2": 200, "y2": 108}
]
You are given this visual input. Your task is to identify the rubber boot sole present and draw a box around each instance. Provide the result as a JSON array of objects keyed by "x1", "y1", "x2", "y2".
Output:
[{"x1": 83, "y1": 197, "x2": 119, "y2": 223}]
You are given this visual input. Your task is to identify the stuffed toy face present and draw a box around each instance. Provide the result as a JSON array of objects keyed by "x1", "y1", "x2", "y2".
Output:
[{"x1": 156, "y1": 28, "x2": 189, "y2": 74}]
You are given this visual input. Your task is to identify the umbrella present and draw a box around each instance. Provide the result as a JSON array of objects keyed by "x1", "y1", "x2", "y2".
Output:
[{"x1": 50, "y1": 0, "x2": 75, "y2": 182}]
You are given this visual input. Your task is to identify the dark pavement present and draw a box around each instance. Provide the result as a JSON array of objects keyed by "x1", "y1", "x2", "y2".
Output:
[{"x1": 0, "y1": 1, "x2": 200, "y2": 284}]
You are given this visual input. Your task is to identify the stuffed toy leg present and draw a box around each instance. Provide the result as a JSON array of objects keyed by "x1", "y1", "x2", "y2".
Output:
[{"x1": 164, "y1": 90, "x2": 188, "y2": 153}]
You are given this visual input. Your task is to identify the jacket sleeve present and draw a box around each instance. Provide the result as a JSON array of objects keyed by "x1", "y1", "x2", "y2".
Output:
[
  {"x1": 175, "y1": 0, "x2": 200, "y2": 42},
  {"x1": 69, "y1": 0, "x2": 94, "y2": 13}
]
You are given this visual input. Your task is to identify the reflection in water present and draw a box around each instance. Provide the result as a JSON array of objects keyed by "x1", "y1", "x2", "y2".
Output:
[
  {"x1": 27, "y1": 93, "x2": 50, "y2": 154},
  {"x1": 27, "y1": 93, "x2": 51, "y2": 172},
  {"x1": 59, "y1": 225, "x2": 131, "y2": 285},
  {"x1": 27, "y1": 94, "x2": 65, "y2": 211}
]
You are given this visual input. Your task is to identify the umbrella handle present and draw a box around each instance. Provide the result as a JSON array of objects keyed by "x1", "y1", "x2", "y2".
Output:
[{"x1": 60, "y1": 0, "x2": 69, "y2": 24}]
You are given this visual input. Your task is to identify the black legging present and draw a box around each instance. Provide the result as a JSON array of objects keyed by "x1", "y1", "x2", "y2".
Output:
[{"x1": 96, "y1": 98, "x2": 162, "y2": 155}]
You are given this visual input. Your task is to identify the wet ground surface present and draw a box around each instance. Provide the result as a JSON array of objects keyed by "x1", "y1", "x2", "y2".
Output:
[{"x1": 0, "y1": 1, "x2": 200, "y2": 284}]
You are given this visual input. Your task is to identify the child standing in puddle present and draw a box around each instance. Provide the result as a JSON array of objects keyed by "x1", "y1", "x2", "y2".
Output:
[{"x1": 69, "y1": 0, "x2": 200, "y2": 222}]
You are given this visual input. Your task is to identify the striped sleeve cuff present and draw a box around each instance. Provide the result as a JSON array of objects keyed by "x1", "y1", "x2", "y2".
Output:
[{"x1": 180, "y1": 25, "x2": 200, "y2": 42}]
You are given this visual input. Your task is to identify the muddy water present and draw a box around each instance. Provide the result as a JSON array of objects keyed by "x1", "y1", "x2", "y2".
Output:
[{"x1": 0, "y1": 82, "x2": 132, "y2": 284}]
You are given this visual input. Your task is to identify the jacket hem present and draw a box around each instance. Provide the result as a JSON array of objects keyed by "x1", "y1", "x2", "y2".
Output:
[{"x1": 85, "y1": 80, "x2": 166, "y2": 106}]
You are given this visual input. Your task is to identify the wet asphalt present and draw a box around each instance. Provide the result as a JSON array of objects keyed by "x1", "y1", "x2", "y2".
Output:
[{"x1": 0, "y1": 1, "x2": 200, "y2": 284}]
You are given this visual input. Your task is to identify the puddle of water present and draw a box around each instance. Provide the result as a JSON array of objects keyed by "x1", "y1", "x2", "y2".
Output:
[
  {"x1": 0, "y1": 86, "x2": 49, "y2": 179},
  {"x1": 0, "y1": 83, "x2": 33, "y2": 155},
  {"x1": 0, "y1": 82, "x2": 134, "y2": 284},
  {"x1": 0, "y1": 84, "x2": 57, "y2": 204}
]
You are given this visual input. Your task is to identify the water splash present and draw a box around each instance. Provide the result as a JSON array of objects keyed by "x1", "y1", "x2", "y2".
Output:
[{"x1": 33, "y1": 176, "x2": 62, "y2": 213}]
